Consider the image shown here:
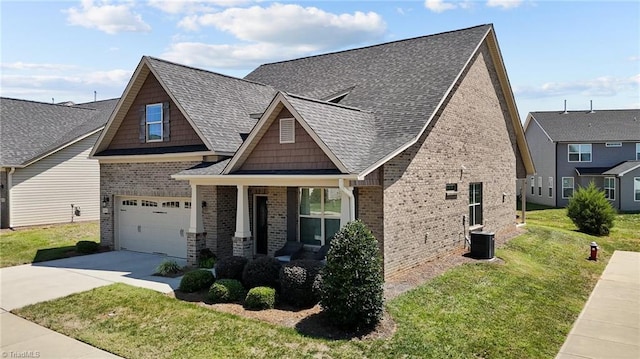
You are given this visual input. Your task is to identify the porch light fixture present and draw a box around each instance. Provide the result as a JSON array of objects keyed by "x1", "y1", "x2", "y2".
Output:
[
  {"x1": 202, "y1": 201, "x2": 207, "y2": 208},
  {"x1": 102, "y1": 195, "x2": 110, "y2": 208}
]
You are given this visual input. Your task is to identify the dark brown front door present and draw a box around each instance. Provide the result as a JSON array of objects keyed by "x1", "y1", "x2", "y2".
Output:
[{"x1": 256, "y1": 196, "x2": 268, "y2": 255}]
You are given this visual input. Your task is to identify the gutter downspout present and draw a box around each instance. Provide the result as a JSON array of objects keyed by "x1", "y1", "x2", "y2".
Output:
[
  {"x1": 8, "y1": 167, "x2": 15, "y2": 228},
  {"x1": 338, "y1": 178, "x2": 355, "y2": 222}
]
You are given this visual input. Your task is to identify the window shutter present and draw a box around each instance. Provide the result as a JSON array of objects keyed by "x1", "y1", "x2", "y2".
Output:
[
  {"x1": 279, "y1": 118, "x2": 295, "y2": 144},
  {"x1": 162, "y1": 102, "x2": 170, "y2": 141},
  {"x1": 139, "y1": 106, "x2": 146, "y2": 143}
]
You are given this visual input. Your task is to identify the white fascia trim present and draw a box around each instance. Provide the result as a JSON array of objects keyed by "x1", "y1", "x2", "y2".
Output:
[
  {"x1": 358, "y1": 28, "x2": 491, "y2": 178},
  {"x1": 172, "y1": 174, "x2": 359, "y2": 187},
  {"x1": 21, "y1": 127, "x2": 104, "y2": 168},
  {"x1": 93, "y1": 151, "x2": 214, "y2": 163}
]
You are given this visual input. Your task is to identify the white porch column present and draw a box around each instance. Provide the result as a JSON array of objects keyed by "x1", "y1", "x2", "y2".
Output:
[
  {"x1": 189, "y1": 184, "x2": 204, "y2": 233},
  {"x1": 235, "y1": 184, "x2": 252, "y2": 238},
  {"x1": 339, "y1": 179, "x2": 355, "y2": 227}
]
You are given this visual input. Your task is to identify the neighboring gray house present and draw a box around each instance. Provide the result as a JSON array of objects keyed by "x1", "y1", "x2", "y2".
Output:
[
  {"x1": 523, "y1": 109, "x2": 640, "y2": 212},
  {"x1": 0, "y1": 98, "x2": 118, "y2": 228},
  {"x1": 91, "y1": 24, "x2": 534, "y2": 279}
]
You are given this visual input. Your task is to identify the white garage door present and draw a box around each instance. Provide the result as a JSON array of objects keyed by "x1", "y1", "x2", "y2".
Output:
[{"x1": 117, "y1": 197, "x2": 190, "y2": 258}]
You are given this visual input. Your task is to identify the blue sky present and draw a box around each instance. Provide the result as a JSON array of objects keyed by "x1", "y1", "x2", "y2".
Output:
[{"x1": 1, "y1": 0, "x2": 638, "y2": 120}]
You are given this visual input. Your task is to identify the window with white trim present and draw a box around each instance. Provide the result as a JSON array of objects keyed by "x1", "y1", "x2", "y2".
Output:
[
  {"x1": 568, "y1": 144, "x2": 592, "y2": 162},
  {"x1": 538, "y1": 176, "x2": 542, "y2": 196},
  {"x1": 299, "y1": 188, "x2": 341, "y2": 246},
  {"x1": 279, "y1": 118, "x2": 295, "y2": 144},
  {"x1": 146, "y1": 103, "x2": 163, "y2": 142},
  {"x1": 469, "y1": 183, "x2": 483, "y2": 227},
  {"x1": 605, "y1": 142, "x2": 622, "y2": 147},
  {"x1": 548, "y1": 177, "x2": 553, "y2": 198},
  {"x1": 636, "y1": 143, "x2": 640, "y2": 160},
  {"x1": 604, "y1": 177, "x2": 615, "y2": 200},
  {"x1": 530, "y1": 176, "x2": 535, "y2": 195},
  {"x1": 562, "y1": 177, "x2": 574, "y2": 199},
  {"x1": 635, "y1": 178, "x2": 640, "y2": 201}
]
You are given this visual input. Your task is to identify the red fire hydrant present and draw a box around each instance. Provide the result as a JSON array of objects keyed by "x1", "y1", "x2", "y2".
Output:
[{"x1": 589, "y1": 242, "x2": 598, "y2": 261}]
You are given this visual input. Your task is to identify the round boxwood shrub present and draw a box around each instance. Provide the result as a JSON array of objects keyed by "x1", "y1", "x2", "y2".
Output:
[
  {"x1": 280, "y1": 259, "x2": 324, "y2": 308},
  {"x1": 567, "y1": 182, "x2": 616, "y2": 235},
  {"x1": 208, "y1": 279, "x2": 245, "y2": 303},
  {"x1": 179, "y1": 269, "x2": 215, "y2": 293},
  {"x1": 214, "y1": 256, "x2": 248, "y2": 281},
  {"x1": 319, "y1": 220, "x2": 383, "y2": 329},
  {"x1": 76, "y1": 240, "x2": 99, "y2": 254},
  {"x1": 242, "y1": 256, "x2": 281, "y2": 289},
  {"x1": 244, "y1": 286, "x2": 276, "y2": 310}
]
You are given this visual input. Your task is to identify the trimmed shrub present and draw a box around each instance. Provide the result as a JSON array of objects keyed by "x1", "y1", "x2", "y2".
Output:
[
  {"x1": 214, "y1": 256, "x2": 248, "y2": 281},
  {"x1": 208, "y1": 279, "x2": 245, "y2": 303},
  {"x1": 179, "y1": 269, "x2": 215, "y2": 293},
  {"x1": 319, "y1": 220, "x2": 383, "y2": 329},
  {"x1": 75, "y1": 240, "x2": 99, "y2": 254},
  {"x1": 280, "y1": 259, "x2": 324, "y2": 308},
  {"x1": 199, "y1": 257, "x2": 216, "y2": 269},
  {"x1": 567, "y1": 182, "x2": 616, "y2": 235},
  {"x1": 244, "y1": 286, "x2": 276, "y2": 310},
  {"x1": 155, "y1": 259, "x2": 181, "y2": 276},
  {"x1": 242, "y1": 256, "x2": 281, "y2": 289}
]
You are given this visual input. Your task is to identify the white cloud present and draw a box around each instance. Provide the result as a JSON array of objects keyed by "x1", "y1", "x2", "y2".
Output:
[
  {"x1": 628, "y1": 55, "x2": 640, "y2": 62},
  {"x1": 514, "y1": 74, "x2": 640, "y2": 98},
  {"x1": 65, "y1": 0, "x2": 151, "y2": 34},
  {"x1": 147, "y1": 0, "x2": 250, "y2": 14},
  {"x1": 486, "y1": 0, "x2": 523, "y2": 9},
  {"x1": 424, "y1": 0, "x2": 457, "y2": 13},
  {"x1": 178, "y1": 4, "x2": 386, "y2": 48}
]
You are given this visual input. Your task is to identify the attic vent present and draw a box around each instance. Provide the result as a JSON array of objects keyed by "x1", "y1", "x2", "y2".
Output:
[{"x1": 280, "y1": 118, "x2": 295, "y2": 144}]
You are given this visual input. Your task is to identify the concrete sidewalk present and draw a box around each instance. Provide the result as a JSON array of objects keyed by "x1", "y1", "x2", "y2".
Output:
[{"x1": 556, "y1": 250, "x2": 640, "y2": 359}]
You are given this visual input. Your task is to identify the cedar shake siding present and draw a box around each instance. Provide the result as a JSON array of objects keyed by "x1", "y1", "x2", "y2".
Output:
[
  {"x1": 382, "y1": 43, "x2": 519, "y2": 278},
  {"x1": 239, "y1": 108, "x2": 338, "y2": 172},
  {"x1": 107, "y1": 74, "x2": 204, "y2": 150}
]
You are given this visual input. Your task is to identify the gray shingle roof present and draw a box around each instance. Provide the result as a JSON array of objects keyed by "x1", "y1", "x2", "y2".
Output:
[
  {"x1": 244, "y1": 24, "x2": 492, "y2": 169},
  {"x1": 0, "y1": 98, "x2": 118, "y2": 167},
  {"x1": 529, "y1": 110, "x2": 640, "y2": 142},
  {"x1": 145, "y1": 57, "x2": 278, "y2": 154},
  {"x1": 603, "y1": 161, "x2": 640, "y2": 176},
  {"x1": 175, "y1": 159, "x2": 230, "y2": 176}
]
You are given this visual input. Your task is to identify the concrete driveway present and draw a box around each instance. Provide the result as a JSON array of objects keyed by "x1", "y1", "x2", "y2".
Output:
[{"x1": 0, "y1": 251, "x2": 185, "y2": 311}]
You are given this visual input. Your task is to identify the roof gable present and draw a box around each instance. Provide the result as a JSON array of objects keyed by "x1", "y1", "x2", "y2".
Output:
[
  {"x1": 529, "y1": 109, "x2": 640, "y2": 142},
  {"x1": 1, "y1": 97, "x2": 117, "y2": 167}
]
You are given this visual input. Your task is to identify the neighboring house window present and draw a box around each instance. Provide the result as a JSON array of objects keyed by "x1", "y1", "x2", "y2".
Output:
[
  {"x1": 280, "y1": 118, "x2": 295, "y2": 144},
  {"x1": 299, "y1": 188, "x2": 341, "y2": 246},
  {"x1": 141, "y1": 102, "x2": 170, "y2": 143},
  {"x1": 469, "y1": 183, "x2": 483, "y2": 227},
  {"x1": 184, "y1": 202, "x2": 191, "y2": 209},
  {"x1": 568, "y1": 144, "x2": 591, "y2": 162},
  {"x1": 635, "y1": 178, "x2": 640, "y2": 201},
  {"x1": 141, "y1": 200, "x2": 158, "y2": 207},
  {"x1": 605, "y1": 142, "x2": 622, "y2": 147},
  {"x1": 548, "y1": 177, "x2": 553, "y2": 198},
  {"x1": 636, "y1": 143, "x2": 640, "y2": 160},
  {"x1": 538, "y1": 176, "x2": 542, "y2": 196},
  {"x1": 562, "y1": 177, "x2": 574, "y2": 199},
  {"x1": 604, "y1": 177, "x2": 615, "y2": 200},
  {"x1": 530, "y1": 176, "x2": 535, "y2": 195}
]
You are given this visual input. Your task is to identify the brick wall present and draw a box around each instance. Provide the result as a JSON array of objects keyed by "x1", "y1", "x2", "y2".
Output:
[
  {"x1": 356, "y1": 186, "x2": 384, "y2": 259},
  {"x1": 382, "y1": 43, "x2": 518, "y2": 279},
  {"x1": 215, "y1": 186, "x2": 236, "y2": 258}
]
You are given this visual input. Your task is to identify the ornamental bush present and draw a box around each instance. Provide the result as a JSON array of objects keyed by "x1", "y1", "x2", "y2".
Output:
[
  {"x1": 567, "y1": 182, "x2": 616, "y2": 236},
  {"x1": 214, "y1": 256, "x2": 248, "y2": 281},
  {"x1": 76, "y1": 240, "x2": 99, "y2": 254},
  {"x1": 319, "y1": 220, "x2": 383, "y2": 329},
  {"x1": 242, "y1": 256, "x2": 281, "y2": 289},
  {"x1": 279, "y1": 259, "x2": 324, "y2": 308},
  {"x1": 155, "y1": 259, "x2": 181, "y2": 276},
  {"x1": 178, "y1": 269, "x2": 215, "y2": 293},
  {"x1": 208, "y1": 279, "x2": 245, "y2": 303},
  {"x1": 244, "y1": 286, "x2": 276, "y2": 310},
  {"x1": 198, "y1": 248, "x2": 216, "y2": 269}
]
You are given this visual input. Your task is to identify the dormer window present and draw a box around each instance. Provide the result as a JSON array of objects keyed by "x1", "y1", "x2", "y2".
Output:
[
  {"x1": 140, "y1": 102, "x2": 170, "y2": 143},
  {"x1": 280, "y1": 118, "x2": 295, "y2": 144}
]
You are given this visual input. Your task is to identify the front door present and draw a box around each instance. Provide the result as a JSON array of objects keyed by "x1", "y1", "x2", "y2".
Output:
[{"x1": 256, "y1": 196, "x2": 268, "y2": 255}]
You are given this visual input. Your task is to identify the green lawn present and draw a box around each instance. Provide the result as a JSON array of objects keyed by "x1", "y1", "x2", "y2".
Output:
[
  {"x1": 13, "y1": 210, "x2": 640, "y2": 358},
  {"x1": 0, "y1": 221, "x2": 99, "y2": 268}
]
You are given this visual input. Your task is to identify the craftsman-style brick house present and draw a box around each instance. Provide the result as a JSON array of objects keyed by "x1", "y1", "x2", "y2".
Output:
[
  {"x1": 91, "y1": 24, "x2": 534, "y2": 279},
  {"x1": 524, "y1": 108, "x2": 640, "y2": 212}
]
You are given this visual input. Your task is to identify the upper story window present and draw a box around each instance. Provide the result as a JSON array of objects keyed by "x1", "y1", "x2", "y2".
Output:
[
  {"x1": 636, "y1": 143, "x2": 640, "y2": 160},
  {"x1": 605, "y1": 142, "x2": 622, "y2": 147},
  {"x1": 568, "y1": 144, "x2": 591, "y2": 162},
  {"x1": 140, "y1": 102, "x2": 169, "y2": 143}
]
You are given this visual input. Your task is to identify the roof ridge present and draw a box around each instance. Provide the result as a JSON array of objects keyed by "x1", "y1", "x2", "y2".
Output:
[
  {"x1": 532, "y1": 109, "x2": 640, "y2": 114},
  {"x1": 284, "y1": 92, "x2": 371, "y2": 113},
  {"x1": 255, "y1": 24, "x2": 492, "y2": 67},
  {"x1": 144, "y1": 56, "x2": 273, "y2": 88},
  {"x1": 75, "y1": 98, "x2": 120, "y2": 106},
  {"x1": 1, "y1": 97, "x2": 95, "y2": 110}
]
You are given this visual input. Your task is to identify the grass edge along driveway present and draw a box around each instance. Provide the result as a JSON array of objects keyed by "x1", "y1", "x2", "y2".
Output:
[{"x1": 13, "y1": 210, "x2": 640, "y2": 358}]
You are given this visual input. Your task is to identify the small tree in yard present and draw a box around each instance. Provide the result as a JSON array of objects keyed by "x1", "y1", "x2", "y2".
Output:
[
  {"x1": 319, "y1": 220, "x2": 383, "y2": 329},
  {"x1": 567, "y1": 182, "x2": 616, "y2": 235}
]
